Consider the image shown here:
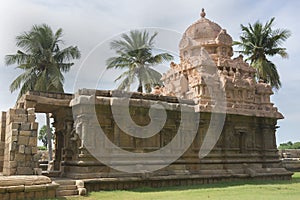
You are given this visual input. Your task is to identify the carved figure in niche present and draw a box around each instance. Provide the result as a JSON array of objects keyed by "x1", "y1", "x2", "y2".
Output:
[
  {"x1": 70, "y1": 128, "x2": 79, "y2": 142},
  {"x1": 238, "y1": 90, "x2": 243, "y2": 100},
  {"x1": 222, "y1": 47, "x2": 227, "y2": 56},
  {"x1": 179, "y1": 73, "x2": 189, "y2": 98},
  {"x1": 75, "y1": 121, "x2": 83, "y2": 148},
  {"x1": 247, "y1": 90, "x2": 254, "y2": 99}
]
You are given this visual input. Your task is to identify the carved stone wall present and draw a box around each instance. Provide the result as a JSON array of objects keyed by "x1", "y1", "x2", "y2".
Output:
[{"x1": 65, "y1": 89, "x2": 291, "y2": 180}]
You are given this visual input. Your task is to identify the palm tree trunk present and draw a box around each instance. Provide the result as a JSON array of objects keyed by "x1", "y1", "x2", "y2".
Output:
[
  {"x1": 46, "y1": 113, "x2": 52, "y2": 161},
  {"x1": 137, "y1": 79, "x2": 143, "y2": 93}
]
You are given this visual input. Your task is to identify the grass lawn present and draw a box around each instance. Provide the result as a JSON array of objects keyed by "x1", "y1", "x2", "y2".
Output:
[{"x1": 60, "y1": 173, "x2": 300, "y2": 200}]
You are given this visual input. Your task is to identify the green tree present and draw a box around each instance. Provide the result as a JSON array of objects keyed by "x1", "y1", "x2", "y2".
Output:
[
  {"x1": 106, "y1": 30, "x2": 173, "y2": 93},
  {"x1": 5, "y1": 24, "x2": 81, "y2": 161},
  {"x1": 234, "y1": 17, "x2": 291, "y2": 90},
  {"x1": 38, "y1": 125, "x2": 54, "y2": 147},
  {"x1": 278, "y1": 141, "x2": 300, "y2": 149}
]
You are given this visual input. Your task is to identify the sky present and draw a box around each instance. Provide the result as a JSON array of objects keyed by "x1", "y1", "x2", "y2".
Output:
[{"x1": 0, "y1": 0, "x2": 299, "y2": 145}]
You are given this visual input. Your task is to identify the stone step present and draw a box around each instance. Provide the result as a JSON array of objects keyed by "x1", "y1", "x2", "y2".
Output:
[
  {"x1": 57, "y1": 185, "x2": 77, "y2": 191},
  {"x1": 56, "y1": 189, "x2": 78, "y2": 197},
  {"x1": 54, "y1": 179, "x2": 76, "y2": 185}
]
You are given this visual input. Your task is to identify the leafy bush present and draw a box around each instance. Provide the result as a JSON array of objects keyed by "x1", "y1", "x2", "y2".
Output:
[
  {"x1": 38, "y1": 146, "x2": 47, "y2": 151},
  {"x1": 278, "y1": 141, "x2": 300, "y2": 149}
]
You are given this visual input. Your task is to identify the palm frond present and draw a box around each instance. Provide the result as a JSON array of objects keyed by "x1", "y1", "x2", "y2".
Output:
[
  {"x1": 106, "y1": 30, "x2": 173, "y2": 93},
  {"x1": 234, "y1": 17, "x2": 290, "y2": 90},
  {"x1": 6, "y1": 23, "x2": 80, "y2": 99}
]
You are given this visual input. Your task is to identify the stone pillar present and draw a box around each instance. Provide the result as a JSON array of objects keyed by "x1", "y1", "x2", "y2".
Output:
[
  {"x1": 52, "y1": 108, "x2": 74, "y2": 171},
  {"x1": 3, "y1": 108, "x2": 39, "y2": 175},
  {"x1": 0, "y1": 111, "x2": 6, "y2": 172}
]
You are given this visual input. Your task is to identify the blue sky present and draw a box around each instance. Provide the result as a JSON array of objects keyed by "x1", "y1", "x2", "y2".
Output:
[{"x1": 0, "y1": 0, "x2": 299, "y2": 145}]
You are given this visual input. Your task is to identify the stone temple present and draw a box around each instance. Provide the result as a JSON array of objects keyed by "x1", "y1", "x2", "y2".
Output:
[{"x1": 0, "y1": 8, "x2": 292, "y2": 197}]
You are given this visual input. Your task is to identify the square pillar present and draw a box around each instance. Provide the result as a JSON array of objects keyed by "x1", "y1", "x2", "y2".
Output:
[{"x1": 3, "y1": 108, "x2": 39, "y2": 175}]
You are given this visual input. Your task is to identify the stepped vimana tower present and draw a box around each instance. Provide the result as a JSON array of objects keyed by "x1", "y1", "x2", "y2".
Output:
[{"x1": 161, "y1": 8, "x2": 283, "y2": 120}]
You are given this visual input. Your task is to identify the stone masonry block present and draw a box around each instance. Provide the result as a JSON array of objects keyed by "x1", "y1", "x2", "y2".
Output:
[
  {"x1": 11, "y1": 135, "x2": 18, "y2": 142},
  {"x1": 9, "y1": 193, "x2": 17, "y2": 200},
  {"x1": 19, "y1": 145, "x2": 25, "y2": 154},
  {"x1": 11, "y1": 129, "x2": 19, "y2": 136},
  {"x1": 17, "y1": 167, "x2": 33, "y2": 175},
  {"x1": 15, "y1": 108, "x2": 26, "y2": 115},
  {"x1": 21, "y1": 123, "x2": 31, "y2": 131},
  {"x1": 34, "y1": 191, "x2": 44, "y2": 199},
  {"x1": 0, "y1": 193, "x2": 9, "y2": 200},
  {"x1": 9, "y1": 142, "x2": 17, "y2": 152},
  {"x1": 18, "y1": 136, "x2": 29, "y2": 145},
  {"x1": 8, "y1": 108, "x2": 16, "y2": 115},
  {"x1": 27, "y1": 114, "x2": 36, "y2": 123},
  {"x1": 12, "y1": 115, "x2": 28, "y2": 123},
  {"x1": 24, "y1": 191, "x2": 34, "y2": 199},
  {"x1": 29, "y1": 137, "x2": 37, "y2": 146},
  {"x1": 19, "y1": 130, "x2": 31, "y2": 136},
  {"x1": 25, "y1": 147, "x2": 31, "y2": 155},
  {"x1": 10, "y1": 161, "x2": 17, "y2": 168},
  {"x1": 11, "y1": 123, "x2": 21, "y2": 130},
  {"x1": 31, "y1": 130, "x2": 37, "y2": 137},
  {"x1": 31, "y1": 122, "x2": 38, "y2": 131},
  {"x1": 27, "y1": 108, "x2": 35, "y2": 114},
  {"x1": 15, "y1": 154, "x2": 25, "y2": 161},
  {"x1": 31, "y1": 147, "x2": 38, "y2": 154},
  {"x1": 16, "y1": 192, "x2": 24, "y2": 200},
  {"x1": 6, "y1": 185, "x2": 25, "y2": 193},
  {"x1": 25, "y1": 155, "x2": 32, "y2": 162},
  {"x1": 3, "y1": 167, "x2": 16, "y2": 175}
]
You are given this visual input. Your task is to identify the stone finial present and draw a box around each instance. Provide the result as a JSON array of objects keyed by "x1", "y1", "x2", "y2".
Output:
[{"x1": 200, "y1": 8, "x2": 206, "y2": 18}]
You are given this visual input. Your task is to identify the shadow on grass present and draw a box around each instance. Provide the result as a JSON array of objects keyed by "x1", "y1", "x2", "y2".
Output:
[{"x1": 128, "y1": 173, "x2": 300, "y2": 193}]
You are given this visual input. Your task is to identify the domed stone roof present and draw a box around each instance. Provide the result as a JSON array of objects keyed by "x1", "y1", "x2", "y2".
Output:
[
  {"x1": 183, "y1": 9, "x2": 222, "y2": 43},
  {"x1": 179, "y1": 9, "x2": 233, "y2": 60}
]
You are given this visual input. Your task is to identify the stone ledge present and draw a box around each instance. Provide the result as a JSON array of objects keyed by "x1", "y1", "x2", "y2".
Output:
[
  {"x1": 0, "y1": 175, "x2": 59, "y2": 200},
  {"x1": 0, "y1": 175, "x2": 51, "y2": 187},
  {"x1": 82, "y1": 171, "x2": 293, "y2": 192}
]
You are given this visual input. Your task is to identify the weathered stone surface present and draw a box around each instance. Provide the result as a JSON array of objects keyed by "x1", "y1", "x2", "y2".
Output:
[
  {"x1": 32, "y1": 147, "x2": 38, "y2": 154},
  {"x1": 17, "y1": 167, "x2": 33, "y2": 175},
  {"x1": 6, "y1": 185, "x2": 24, "y2": 193},
  {"x1": 0, "y1": 176, "x2": 51, "y2": 186},
  {"x1": 28, "y1": 137, "x2": 37, "y2": 146},
  {"x1": 0, "y1": 176, "x2": 58, "y2": 200},
  {"x1": 24, "y1": 147, "x2": 31, "y2": 155},
  {"x1": 0, "y1": 193, "x2": 9, "y2": 200},
  {"x1": 31, "y1": 122, "x2": 38, "y2": 131},
  {"x1": 19, "y1": 145, "x2": 25, "y2": 154},
  {"x1": 19, "y1": 131, "x2": 31, "y2": 136},
  {"x1": 18, "y1": 136, "x2": 29, "y2": 145},
  {"x1": 78, "y1": 187, "x2": 87, "y2": 196}
]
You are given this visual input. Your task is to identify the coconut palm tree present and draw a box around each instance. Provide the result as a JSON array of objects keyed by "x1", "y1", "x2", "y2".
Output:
[
  {"x1": 234, "y1": 17, "x2": 291, "y2": 90},
  {"x1": 106, "y1": 30, "x2": 173, "y2": 93},
  {"x1": 5, "y1": 24, "x2": 81, "y2": 161}
]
